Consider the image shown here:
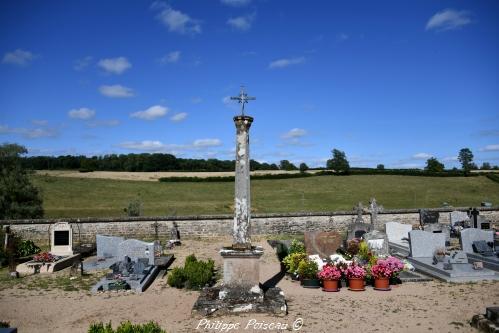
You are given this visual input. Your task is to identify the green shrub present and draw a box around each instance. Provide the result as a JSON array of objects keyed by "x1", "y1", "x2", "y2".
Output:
[
  {"x1": 282, "y1": 252, "x2": 307, "y2": 274},
  {"x1": 288, "y1": 239, "x2": 305, "y2": 254},
  {"x1": 16, "y1": 239, "x2": 41, "y2": 257},
  {"x1": 166, "y1": 267, "x2": 185, "y2": 288},
  {"x1": 124, "y1": 198, "x2": 142, "y2": 217},
  {"x1": 486, "y1": 173, "x2": 499, "y2": 184},
  {"x1": 88, "y1": 321, "x2": 165, "y2": 333},
  {"x1": 0, "y1": 322, "x2": 9, "y2": 328},
  {"x1": 297, "y1": 259, "x2": 318, "y2": 279},
  {"x1": 167, "y1": 254, "x2": 215, "y2": 290}
]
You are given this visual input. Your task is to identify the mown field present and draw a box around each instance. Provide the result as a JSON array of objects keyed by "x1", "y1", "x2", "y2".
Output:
[{"x1": 30, "y1": 173, "x2": 499, "y2": 218}]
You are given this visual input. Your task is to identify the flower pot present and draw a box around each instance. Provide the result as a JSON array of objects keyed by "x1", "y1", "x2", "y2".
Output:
[
  {"x1": 301, "y1": 278, "x2": 321, "y2": 288},
  {"x1": 322, "y1": 279, "x2": 339, "y2": 292},
  {"x1": 374, "y1": 277, "x2": 391, "y2": 291},
  {"x1": 348, "y1": 278, "x2": 365, "y2": 291}
]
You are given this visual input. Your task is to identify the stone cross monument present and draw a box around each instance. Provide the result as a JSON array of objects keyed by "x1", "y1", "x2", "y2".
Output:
[{"x1": 231, "y1": 86, "x2": 255, "y2": 249}]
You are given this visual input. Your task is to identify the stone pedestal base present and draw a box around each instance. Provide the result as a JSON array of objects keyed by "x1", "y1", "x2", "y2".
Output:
[{"x1": 192, "y1": 246, "x2": 287, "y2": 316}]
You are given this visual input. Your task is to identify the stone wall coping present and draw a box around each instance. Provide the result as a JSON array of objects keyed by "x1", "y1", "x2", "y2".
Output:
[{"x1": 1, "y1": 206, "x2": 498, "y2": 225}]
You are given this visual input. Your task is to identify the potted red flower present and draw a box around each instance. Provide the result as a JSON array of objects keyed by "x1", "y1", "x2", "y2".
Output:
[
  {"x1": 344, "y1": 263, "x2": 366, "y2": 291},
  {"x1": 317, "y1": 264, "x2": 342, "y2": 292}
]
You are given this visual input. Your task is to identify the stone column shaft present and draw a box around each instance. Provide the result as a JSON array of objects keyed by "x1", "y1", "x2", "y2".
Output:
[{"x1": 233, "y1": 115, "x2": 253, "y2": 249}]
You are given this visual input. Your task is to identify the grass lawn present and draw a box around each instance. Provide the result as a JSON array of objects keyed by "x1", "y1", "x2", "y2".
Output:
[{"x1": 31, "y1": 174, "x2": 499, "y2": 218}]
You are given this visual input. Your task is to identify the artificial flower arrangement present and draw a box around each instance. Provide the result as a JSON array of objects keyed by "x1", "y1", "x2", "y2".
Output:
[
  {"x1": 33, "y1": 252, "x2": 56, "y2": 263},
  {"x1": 317, "y1": 263, "x2": 342, "y2": 281}
]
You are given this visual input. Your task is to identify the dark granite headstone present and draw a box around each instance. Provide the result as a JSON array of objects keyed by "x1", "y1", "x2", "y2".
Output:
[
  {"x1": 419, "y1": 209, "x2": 439, "y2": 226},
  {"x1": 304, "y1": 231, "x2": 343, "y2": 258},
  {"x1": 472, "y1": 240, "x2": 494, "y2": 256}
]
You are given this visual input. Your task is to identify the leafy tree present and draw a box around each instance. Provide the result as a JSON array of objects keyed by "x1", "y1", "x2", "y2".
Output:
[
  {"x1": 376, "y1": 164, "x2": 385, "y2": 170},
  {"x1": 326, "y1": 149, "x2": 350, "y2": 174},
  {"x1": 279, "y1": 160, "x2": 298, "y2": 171},
  {"x1": 481, "y1": 162, "x2": 491, "y2": 170},
  {"x1": 425, "y1": 157, "x2": 445, "y2": 173},
  {"x1": 0, "y1": 143, "x2": 43, "y2": 219},
  {"x1": 299, "y1": 163, "x2": 309, "y2": 172},
  {"x1": 458, "y1": 148, "x2": 474, "y2": 175}
]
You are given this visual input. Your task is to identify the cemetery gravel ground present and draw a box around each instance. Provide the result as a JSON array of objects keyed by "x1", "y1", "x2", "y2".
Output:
[
  {"x1": 0, "y1": 237, "x2": 498, "y2": 333},
  {"x1": 32, "y1": 173, "x2": 499, "y2": 218}
]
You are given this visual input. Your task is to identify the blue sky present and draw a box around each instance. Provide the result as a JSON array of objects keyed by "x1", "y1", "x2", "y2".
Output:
[{"x1": 1, "y1": 0, "x2": 498, "y2": 168}]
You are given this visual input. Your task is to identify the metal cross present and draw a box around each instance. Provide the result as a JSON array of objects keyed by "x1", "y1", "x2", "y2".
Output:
[{"x1": 231, "y1": 86, "x2": 255, "y2": 116}]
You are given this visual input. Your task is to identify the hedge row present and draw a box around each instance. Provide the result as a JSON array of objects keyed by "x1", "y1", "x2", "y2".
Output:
[
  {"x1": 486, "y1": 173, "x2": 499, "y2": 184},
  {"x1": 158, "y1": 171, "x2": 334, "y2": 182}
]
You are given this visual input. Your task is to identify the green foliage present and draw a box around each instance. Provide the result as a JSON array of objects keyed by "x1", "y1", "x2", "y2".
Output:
[
  {"x1": 299, "y1": 163, "x2": 309, "y2": 172},
  {"x1": 458, "y1": 148, "x2": 474, "y2": 175},
  {"x1": 0, "y1": 143, "x2": 43, "y2": 219},
  {"x1": 282, "y1": 252, "x2": 307, "y2": 274},
  {"x1": 297, "y1": 259, "x2": 318, "y2": 279},
  {"x1": 425, "y1": 158, "x2": 445, "y2": 173},
  {"x1": 88, "y1": 321, "x2": 165, "y2": 333},
  {"x1": 166, "y1": 254, "x2": 215, "y2": 290},
  {"x1": 0, "y1": 321, "x2": 10, "y2": 328},
  {"x1": 357, "y1": 241, "x2": 369, "y2": 260},
  {"x1": 377, "y1": 164, "x2": 385, "y2": 170},
  {"x1": 124, "y1": 198, "x2": 142, "y2": 217},
  {"x1": 481, "y1": 162, "x2": 491, "y2": 170},
  {"x1": 347, "y1": 168, "x2": 478, "y2": 177},
  {"x1": 326, "y1": 149, "x2": 350, "y2": 174},
  {"x1": 486, "y1": 173, "x2": 499, "y2": 184},
  {"x1": 279, "y1": 160, "x2": 298, "y2": 171},
  {"x1": 289, "y1": 239, "x2": 305, "y2": 254},
  {"x1": 16, "y1": 239, "x2": 41, "y2": 257},
  {"x1": 158, "y1": 171, "x2": 334, "y2": 182}
]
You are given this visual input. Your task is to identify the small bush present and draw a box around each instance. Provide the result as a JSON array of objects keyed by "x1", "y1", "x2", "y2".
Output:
[
  {"x1": 288, "y1": 239, "x2": 305, "y2": 254},
  {"x1": 124, "y1": 198, "x2": 142, "y2": 217},
  {"x1": 297, "y1": 259, "x2": 318, "y2": 279},
  {"x1": 16, "y1": 239, "x2": 41, "y2": 257},
  {"x1": 88, "y1": 321, "x2": 165, "y2": 333},
  {"x1": 166, "y1": 267, "x2": 185, "y2": 288},
  {"x1": 167, "y1": 254, "x2": 215, "y2": 290}
]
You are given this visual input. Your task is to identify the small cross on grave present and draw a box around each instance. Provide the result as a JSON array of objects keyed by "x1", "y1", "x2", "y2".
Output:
[
  {"x1": 369, "y1": 198, "x2": 384, "y2": 229},
  {"x1": 354, "y1": 202, "x2": 365, "y2": 223}
]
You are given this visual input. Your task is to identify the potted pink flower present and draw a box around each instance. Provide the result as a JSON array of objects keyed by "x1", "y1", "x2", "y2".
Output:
[
  {"x1": 317, "y1": 264, "x2": 342, "y2": 292},
  {"x1": 370, "y1": 256, "x2": 404, "y2": 290},
  {"x1": 344, "y1": 263, "x2": 366, "y2": 291}
]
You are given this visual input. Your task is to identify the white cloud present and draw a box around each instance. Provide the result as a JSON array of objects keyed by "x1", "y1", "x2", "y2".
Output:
[
  {"x1": 130, "y1": 105, "x2": 168, "y2": 120},
  {"x1": 0, "y1": 124, "x2": 58, "y2": 139},
  {"x1": 480, "y1": 144, "x2": 499, "y2": 152},
  {"x1": 412, "y1": 152, "x2": 433, "y2": 159},
  {"x1": 119, "y1": 140, "x2": 166, "y2": 151},
  {"x1": 191, "y1": 97, "x2": 203, "y2": 104},
  {"x1": 74, "y1": 56, "x2": 93, "y2": 71},
  {"x1": 227, "y1": 13, "x2": 254, "y2": 31},
  {"x1": 171, "y1": 112, "x2": 188, "y2": 122},
  {"x1": 269, "y1": 57, "x2": 305, "y2": 69},
  {"x1": 68, "y1": 108, "x2": 95, "y2": 120},
  {"x1": 221, "y1": 0, "x2": 250, "y2": 6},
  {"x1": 160, "y1": 51, "x2": 181, "y2": 64},
  {"x1": 426, "y1": 9, "x2": 472, "y2": 31},
  {"x1": 98, "y1": 57, "x2": 131, "y2": 74},
  {"x1": 99, "y1": 85, "x2": 135, "y2": 98},
  {"x1": 2, "y1": 49, "x2": 35, "y2": 66},
  {"x1": 282, "y1": 128, "x2": 307, "y2": 139},
  {"x1": 193, "y1": 139, "x2": 222, "y2": 147},
  {"x1": 154, "y1": 3, "x2": 201, "y2": 34}
]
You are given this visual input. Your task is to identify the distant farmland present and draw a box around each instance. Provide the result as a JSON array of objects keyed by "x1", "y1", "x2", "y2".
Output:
[{"x1": 31, "y1": 173, "x2": 499, "y2": 218}]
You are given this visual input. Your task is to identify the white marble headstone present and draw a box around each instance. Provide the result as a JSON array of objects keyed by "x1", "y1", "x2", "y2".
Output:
[
  {"x1": 385, "y1": 222, "x2": 412, "y2": 245},
  {"x1": 459, "y1": 228, "x2": 494, "y2": 254},
  {"x1": 409, "y1": 230, "x2": 446, "y2": 258},
  {"x1": 51, "y1": 222, "x2": 73, "y2": 256}
]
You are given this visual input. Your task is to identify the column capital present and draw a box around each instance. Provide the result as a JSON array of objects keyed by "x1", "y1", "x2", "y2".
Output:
[{"x1": 233, "y1": 115, "x2": 253, "y2": 129}]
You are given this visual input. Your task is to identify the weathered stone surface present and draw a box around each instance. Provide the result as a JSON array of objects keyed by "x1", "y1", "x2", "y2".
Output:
[
  {"x1": 450, "y1": 211, "x2": 469, "y2": 227},
  {"x1": 96, "y1": 235, "x2": 124, "y2": 258},
  {"x1": 304, "y1": 231, "x2": 343, "y2": 258},
  {"x1": 363, "y1": 230, "x2": 389, "y2": 256},
  {"x1": 419, "y1": 209, "x2": 439, "y2": 225},
  {"x1": 346, "y1": 222, "x2": 372, "y2": 240},
  {"x1": 233, "y1": 115, "x2": 253, "y2": 247},
  {"x1": 460, "y1": 228, "x2": 494, "y2": 254},
  {"x1": 409, "y1": 230, "x2": 446, "y2": 258},
  {"x1": 117, "y1": 239, "x2": 159, "y2": 265},
  {"x1": 385, "y1": 222, "x2": 412, "y2": 245},
  {"x1": 220, "y1": 247, "x2": 263, "y2": 289}
]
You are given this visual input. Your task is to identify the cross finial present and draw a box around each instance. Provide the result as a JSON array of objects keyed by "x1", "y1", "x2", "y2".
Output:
[{"x1": 231, "y1": 85, "x2": 255, "y2": 116}]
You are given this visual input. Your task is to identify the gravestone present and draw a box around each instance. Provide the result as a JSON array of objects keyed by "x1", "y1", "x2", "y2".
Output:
[
  {"x1": 363, "y1": 230, "x2": 389, "y2": 256},
  {"x1": 353, "y1": 202, "x2": 365, "y2": 224},
  {"x1": 409, "y1": 230, "x2": 446, "y2": 258},
  {"x1": 450, "y1": 211, "x2": 470, "y2": 227},
  {"x1": 424, "y1": 223, "x2": 451, "y2": 242},
  {"x1": 304, "y1": 231, "x2": 343, "y2": 258},
  {"x1": 117, "y1": 239, "x2": 159, "y2": 265},
  {"x1": 481, "y1": 202, "x2": 493, "y2": 208},
  {"x1": 477, "y1": 216, "x2": 491, "y2": 230},
  {"x1": 368, "y1": 198, "x2": 383, "y2": 230},
  {"x1": 51, "y1": 222, "x2": 73, "y2": 256},
  {"x1": 472, "y1": 241, "x2": 494, "y2": 256},
  {"x1": 96, "y1": 235, "x2": 125, "y2": 258},
  {"x1": 447, "y1": 250, "x2": 468, "y2": 264},
  {"x1": 385, "y1": 222, "x2": 412, "y2": 245},
  {"x1": 460, "y1": 228, "x2": 494, "y2": 254},
  {"x1": 469, "y1": 208, "x2": 480, "y2": 228},
  {"x1": 346, "y1": 222, "x2": 372, "y2": 241},
  {"x1": 419, "y1": 209, "x2": 439, "y2": 226}
]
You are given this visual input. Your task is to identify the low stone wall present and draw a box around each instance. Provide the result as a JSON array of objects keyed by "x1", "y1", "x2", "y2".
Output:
[{"x1": 2, "y1": 207, "x2": 498, "y2": 246}]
